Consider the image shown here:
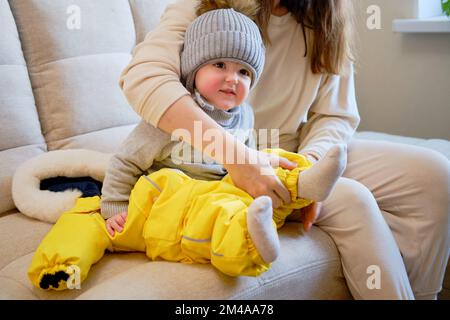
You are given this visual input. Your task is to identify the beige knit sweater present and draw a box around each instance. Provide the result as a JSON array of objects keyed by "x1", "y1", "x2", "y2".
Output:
[{"x1": 119, "y1": 0, "x2": 360, "y2": 161}]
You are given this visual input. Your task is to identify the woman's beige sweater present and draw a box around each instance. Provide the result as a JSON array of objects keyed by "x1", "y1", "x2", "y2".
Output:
[{"x1": 119, "y1": 0, "x2": 360, "y2": 160}]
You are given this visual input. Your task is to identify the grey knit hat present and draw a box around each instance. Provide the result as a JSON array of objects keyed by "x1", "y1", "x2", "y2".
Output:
[{"x1": 181, "y1": 8, "x2": 265, "y2": 93}]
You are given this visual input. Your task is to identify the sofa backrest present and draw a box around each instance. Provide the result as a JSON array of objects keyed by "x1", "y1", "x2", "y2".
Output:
[
  {"x1": 0, "y1": 0, "x2": 47, "y2": 214},
  {"x1": 0, "y1": 0, "x2": 176, "y2": 214}
]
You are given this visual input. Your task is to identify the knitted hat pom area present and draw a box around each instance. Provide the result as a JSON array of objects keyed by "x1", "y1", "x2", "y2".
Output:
[
  {"x1": 196, "y1": 0, "x2": 261, "y2": 19},
  {"x1": 181, "y1": 0, "x2": 265, "y2": 93}
]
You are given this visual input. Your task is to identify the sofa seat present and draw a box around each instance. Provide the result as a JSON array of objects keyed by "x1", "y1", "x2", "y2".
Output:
[{"x1": 0, "y1": 209, "x2": 350, "y2": 300}]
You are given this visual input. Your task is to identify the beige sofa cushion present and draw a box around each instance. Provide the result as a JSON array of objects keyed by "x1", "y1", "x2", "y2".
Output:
[
  {"x1": 0, "y1": 211, "x2": 52, "y2": 271},
  {"x1": 9, "y1": 0, "x2": 140, "y2": 152},
  {"x1": 0, "y1": 0, "x2": 46, "y2": 214},
  {"x1": 0, "y1": 210, "x2": 350, "y2": 300},
  {"x1": 129, "y1": 0, "x2": 177, "y2": 44}
]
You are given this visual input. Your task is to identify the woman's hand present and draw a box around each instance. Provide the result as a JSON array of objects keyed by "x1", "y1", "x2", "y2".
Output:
[
  {"x1": 224, "y1": 149, "x2": 298, "y2": 208},
  {"x1": 105, "y1": 211, "x2": 128, "y2": 236},
  {"x1": 300, "y1": 202, "x2": 322, "y2": 232}
]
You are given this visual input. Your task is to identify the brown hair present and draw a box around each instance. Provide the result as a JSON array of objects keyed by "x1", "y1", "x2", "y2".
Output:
[{"x1": 256, "y1": 0, "x2": 356, "y2": 75}]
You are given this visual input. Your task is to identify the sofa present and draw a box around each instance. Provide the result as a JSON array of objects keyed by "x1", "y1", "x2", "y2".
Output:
[{"x1": 0, "y1": 0, "x2": 449, "y2": 300}]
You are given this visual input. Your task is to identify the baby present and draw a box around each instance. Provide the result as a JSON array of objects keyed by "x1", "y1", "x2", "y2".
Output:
[{"x1": 100, "y1": 6, "x2": 346, "y2": 273}]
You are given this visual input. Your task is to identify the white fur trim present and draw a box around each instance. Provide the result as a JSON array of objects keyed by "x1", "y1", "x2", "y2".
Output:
[{"x1": 12, "y1": 149, "x2": 112, "y2": 223}]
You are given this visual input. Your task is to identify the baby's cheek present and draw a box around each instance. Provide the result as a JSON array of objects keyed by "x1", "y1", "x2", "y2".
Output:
[
  {"x1": 199, "y1": 78, "x2": 221, "y2": 96},
  {"x1": 236, "y1": 85, "x2": 249, "y2": 103}
]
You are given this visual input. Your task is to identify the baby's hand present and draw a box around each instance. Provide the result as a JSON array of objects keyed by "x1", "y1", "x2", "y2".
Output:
[{"x1": 105, "y1": 211, "x2": 128, "y2": 236}]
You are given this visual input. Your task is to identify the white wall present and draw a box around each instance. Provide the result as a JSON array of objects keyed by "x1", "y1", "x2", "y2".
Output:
[{"x1": 354, "y1": 0, "x2": 450, "y2": 139}]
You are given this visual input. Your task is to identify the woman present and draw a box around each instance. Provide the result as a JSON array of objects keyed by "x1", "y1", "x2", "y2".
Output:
[{"x1": 119, "y1": 0, "x2": 449, "y2": 299}]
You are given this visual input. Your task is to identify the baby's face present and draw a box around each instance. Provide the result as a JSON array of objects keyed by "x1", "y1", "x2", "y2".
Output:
[{"x1": 194, "y1": 60, "x2": 252, "y2": 111}]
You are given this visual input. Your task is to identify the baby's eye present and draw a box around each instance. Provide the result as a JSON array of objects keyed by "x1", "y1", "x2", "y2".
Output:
[
  {"x1": 213, "y1": 62, "x2": 225, "y2": 69},
  {"x1": 240, "y1": 69, "x2": 251, "y2": 77}
]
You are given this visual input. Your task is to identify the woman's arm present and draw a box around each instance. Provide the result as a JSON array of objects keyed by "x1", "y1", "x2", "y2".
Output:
[
  {"x1": 119, "y1": 0, "x2": 197, "y2": 126},
  {"x1": 298, "y1": 63, "x2": 361, "y2": 160},
  {"x1": 119, "y1": 0, "x2": 295, "y2": 207}
]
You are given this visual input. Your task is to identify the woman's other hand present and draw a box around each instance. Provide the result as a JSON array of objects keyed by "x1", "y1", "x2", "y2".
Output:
[{"x1": 300, "y1": 202, "x2": 322, "y2": 232}]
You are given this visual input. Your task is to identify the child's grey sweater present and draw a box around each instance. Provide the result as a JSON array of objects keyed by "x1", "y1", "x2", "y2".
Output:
[{"x1": 100, "y1": 92, "x2": 256, "y2": 219}]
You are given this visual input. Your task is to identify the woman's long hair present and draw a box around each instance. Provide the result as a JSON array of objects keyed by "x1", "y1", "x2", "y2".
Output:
[{"x1": 256, "y1": 0, "x2": 356, "y2": 75}]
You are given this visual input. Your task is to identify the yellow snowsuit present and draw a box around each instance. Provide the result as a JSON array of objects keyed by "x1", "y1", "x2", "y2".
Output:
[{"x1": 28, "y1": 149, "x2": 313, "y2": 290}]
